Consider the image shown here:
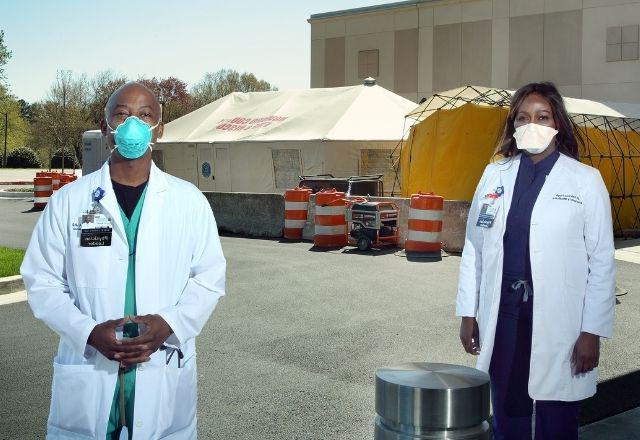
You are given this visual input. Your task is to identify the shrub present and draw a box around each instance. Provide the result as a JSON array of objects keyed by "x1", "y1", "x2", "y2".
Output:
[
  {"x1": 50, "y1": 148, "x2": 80, "y2": 169},
  {"x1": 6, "y1": 147, "x2": 42, "y2": 168}
]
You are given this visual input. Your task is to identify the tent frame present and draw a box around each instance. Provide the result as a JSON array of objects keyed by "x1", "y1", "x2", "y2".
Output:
[{"x1": 391, "y1": 86, "x2": 640, "y2": 236}]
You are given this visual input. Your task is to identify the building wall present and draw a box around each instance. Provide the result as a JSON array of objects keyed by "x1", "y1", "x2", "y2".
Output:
[{"x1": 309, "y1": 0, "x2": 640, "y2": 103}]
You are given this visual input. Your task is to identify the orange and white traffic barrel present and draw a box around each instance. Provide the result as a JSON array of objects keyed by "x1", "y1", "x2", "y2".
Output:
[
  {"x1": 405, "y1": 192, "x2": 444, "y2": 254},
  {"x1": 50, "y1": 172, "x2": 61, "y2": 192},
  {"x1": 33, "y1": 176, "x2": 53, "y2": 210},
  {"x1": 314, "y1": 189, "x2": 347, "y2": 247},
  {"x1": 284, "y1": 187, "x2": 312, "y2": 239},
  {"x1": 59, "y1": 174, "x2": 74, "y2": 189}
]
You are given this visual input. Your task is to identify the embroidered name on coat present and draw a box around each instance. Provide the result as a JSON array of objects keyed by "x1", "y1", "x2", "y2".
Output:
[{"x1": 553, "y1": 194, "x2": 582, "y2": 204}]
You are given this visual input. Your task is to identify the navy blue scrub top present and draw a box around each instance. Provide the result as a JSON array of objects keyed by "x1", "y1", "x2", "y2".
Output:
[{"x1": 502, "y1": 150, "x2": 560, "y2": 281}]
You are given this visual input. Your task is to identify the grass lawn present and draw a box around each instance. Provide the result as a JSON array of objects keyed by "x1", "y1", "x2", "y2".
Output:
[{"x1": 0, "y1": 247, "x2": 25, "y2": 278}]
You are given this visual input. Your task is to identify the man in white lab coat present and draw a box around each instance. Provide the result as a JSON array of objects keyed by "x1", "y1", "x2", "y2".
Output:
[{"x1": 21, "y1": 82, "x2": 226, "y2": 439}]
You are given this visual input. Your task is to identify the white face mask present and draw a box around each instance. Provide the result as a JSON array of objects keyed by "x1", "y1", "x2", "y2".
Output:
[{"x1": 512, "y1": 123, "x2": 558, "y2": 155}]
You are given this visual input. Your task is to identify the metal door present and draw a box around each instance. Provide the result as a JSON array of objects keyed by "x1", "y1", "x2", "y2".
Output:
[
  {"x1": 215, "y1": 146, "x2": 231, "y2": 191},
  {"x1": 197, "y1": 144, "x2": 216, "y2": 191}
]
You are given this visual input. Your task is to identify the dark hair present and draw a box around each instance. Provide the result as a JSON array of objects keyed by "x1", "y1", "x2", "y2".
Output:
[{"x1": 495, "y1": 82, "x2": 583, "y2": 160}]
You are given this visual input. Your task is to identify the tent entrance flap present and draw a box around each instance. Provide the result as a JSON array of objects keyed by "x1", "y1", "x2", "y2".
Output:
[
  {"x1": 215, "y1": 146, "x2": 231, "y2": 191},
  {"x1": 400, "y1": 103, "x2": 507, "y2": 200}
]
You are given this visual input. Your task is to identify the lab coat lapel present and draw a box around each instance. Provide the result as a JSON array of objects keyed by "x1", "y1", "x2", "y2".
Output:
[
  {"x1": 498, "y1": 154, "x2": 521, "y2": 228},
  {"x1": 135, "y1": 162, "x2": 167, "y2": 315},
  {"x1": 532, "y1": 153, "x2": 567, "y2": 216},
  {"x1": 97, "y1": 161, "x2": 127, "y2": 244}
]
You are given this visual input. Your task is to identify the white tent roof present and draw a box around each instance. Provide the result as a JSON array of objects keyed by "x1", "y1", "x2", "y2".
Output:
[
  {"x1": 160, "y1": 84, "x2": 416, "y2": 143},
  {"x1": 407, "y1": 85, "x2": 640, "y2": 123}
]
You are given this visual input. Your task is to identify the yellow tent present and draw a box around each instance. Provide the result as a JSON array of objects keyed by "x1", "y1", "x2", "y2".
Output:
[{"x1": 398, "y1": 86, "x2": 640, "y2": 235}]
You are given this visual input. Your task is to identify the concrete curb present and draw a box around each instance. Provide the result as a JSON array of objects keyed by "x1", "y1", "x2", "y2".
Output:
[
  {"x1": 0, "y1": 190, "x2": 33, "y2": 199},
  {"x1": 0, "y1": 275, "x2": 25, "y2": 295}
]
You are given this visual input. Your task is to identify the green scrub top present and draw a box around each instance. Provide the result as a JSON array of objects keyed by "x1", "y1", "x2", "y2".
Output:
[{"x1": 107, "y1": 184, "x2": 147, "y2": 440}]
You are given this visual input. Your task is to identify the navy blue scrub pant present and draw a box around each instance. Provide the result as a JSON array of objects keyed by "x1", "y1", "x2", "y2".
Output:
[{"x1": 489, "y1": 278, "x2": 580, "y2": 440}]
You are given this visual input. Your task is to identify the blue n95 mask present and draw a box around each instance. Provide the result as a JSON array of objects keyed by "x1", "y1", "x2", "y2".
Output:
[{"x1": 107, "y1": 116, "x2": 160, "y2": 159}]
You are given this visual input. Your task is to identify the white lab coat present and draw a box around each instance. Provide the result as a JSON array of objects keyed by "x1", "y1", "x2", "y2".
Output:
[
  {"x1": 21, "y1": 161, "x2": 226, "y2": 439},
  {"x1": 456, "y1": 153, "x2": 615, "y2": 401}
]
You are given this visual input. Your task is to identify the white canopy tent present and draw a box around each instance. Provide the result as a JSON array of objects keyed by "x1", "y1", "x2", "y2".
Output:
[{"x1": 155, "y1": 84, "x2": 415, "y2": 193}]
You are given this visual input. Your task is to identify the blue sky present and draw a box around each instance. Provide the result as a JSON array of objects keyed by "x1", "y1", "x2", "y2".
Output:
[{"x1": 2, "y1": 0, "x2": 391, "y2": 103}]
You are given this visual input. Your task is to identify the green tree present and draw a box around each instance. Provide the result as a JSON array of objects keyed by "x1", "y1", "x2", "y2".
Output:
[
  {"x1": 86, "y1": 70, "x2": 127, "y2": 126},
  {"x1": 0, "y1": 30, "x2": 12, "y2": 95},
  {"x1": 138, "y1": 76, "x2": 192, "y2": 123},
  {"x1": 0, "y1": 30, "x2": 28, "y2": 167},
  {"x1": 190, "y1": 69, "x2": 277, "y2": 109},
  {"x1": 7, "y1": 146, "x2": 41, "y2": 168},
  {"x1": 18, "y1": 99, "x2": 34, "y2": 122},
  {"x1": 30, "y1": 70, "x2": 93, "y2": 169},
  {"x1": 0, "y1": 97, "x2": 30, "y2": 167}
]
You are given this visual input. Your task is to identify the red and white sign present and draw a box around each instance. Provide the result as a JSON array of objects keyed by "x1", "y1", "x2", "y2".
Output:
[{"x1": 216, "y1": 116, "x2": 288, "y2": 131}]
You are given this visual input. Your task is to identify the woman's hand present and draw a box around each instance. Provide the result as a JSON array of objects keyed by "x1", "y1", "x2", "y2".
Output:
[
  {"x1": 459, "y1": 316, "x2": 481, "y2": 355},
  {"x1": 571, "y1": 332, "x2": 600, "y2": 375}
]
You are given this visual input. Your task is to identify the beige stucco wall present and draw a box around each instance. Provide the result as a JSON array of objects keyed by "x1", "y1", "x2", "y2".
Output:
[
  {"x1": 309, "y1": 0, "x2": 640, "y2": 103},
  {"x1": 582, "y1": 1, "x2": 640, "y2": 102}
]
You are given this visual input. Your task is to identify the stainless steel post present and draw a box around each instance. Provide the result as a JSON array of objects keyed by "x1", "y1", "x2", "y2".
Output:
[{"x1": 374, "y1": 363, "x2": 491, "y2": 439}]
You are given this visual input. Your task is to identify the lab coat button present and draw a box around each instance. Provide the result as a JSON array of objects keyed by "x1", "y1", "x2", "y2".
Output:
[
  {"x1": 138, "y1": 364, "x2": 144, "y2": 371},
  {"x1": 135, "y1": 421, "x2": 143, "y2": 428}
]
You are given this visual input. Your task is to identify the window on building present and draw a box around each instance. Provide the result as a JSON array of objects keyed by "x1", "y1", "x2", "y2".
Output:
[
  {"x1": 607, "y1": 25, "x2": 639, "y2": 62},
  {"x1": 358, "y1": 49, "x2": 379, "y2": 78}
]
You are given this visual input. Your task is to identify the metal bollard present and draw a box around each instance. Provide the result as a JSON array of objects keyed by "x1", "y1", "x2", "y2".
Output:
[{"x1": 374, "y1": 363, "x2": 491, "y2": 439}]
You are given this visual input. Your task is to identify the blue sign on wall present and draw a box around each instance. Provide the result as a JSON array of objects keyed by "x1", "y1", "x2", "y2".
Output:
[{"x1": 202, "y1": 161, "x2": 212, "y2": 178}]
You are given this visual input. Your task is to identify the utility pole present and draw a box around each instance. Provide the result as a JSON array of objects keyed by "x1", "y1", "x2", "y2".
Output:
[{"x1": 2, "y1": 112, "x2": 7, "y2": 168}]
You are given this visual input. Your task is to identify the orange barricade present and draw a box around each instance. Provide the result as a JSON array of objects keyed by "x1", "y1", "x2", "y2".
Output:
[
  {"x1": 284, "y1": 187, "x2": 312, "y2": 239},
  {"x1": 314, "y1": 189, "x2": 347, "y2": 247},
  {"x1": 405, "y1": 192, "x2": 444, "y2": 253},
  {"x1": 50, "y1": 172, "x2": 61, "y2": 192},
  {"x1": 59, "y1": 174, "x2": 74, "y2": 189},
  {"x1": 33, "y1": 177, "x2": 53, "y2": 210}
]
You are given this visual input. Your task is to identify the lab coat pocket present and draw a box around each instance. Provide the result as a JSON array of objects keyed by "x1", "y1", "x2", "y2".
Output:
[
  {"x1": 49, "y1": 362, "x2": 100, "y2": 438},
  {"x1": 156, "y1": 354, "x2": 197, "y2": 438},
  {"x1": 69, "y1": 245, "x2": 111, "y2": 288}
]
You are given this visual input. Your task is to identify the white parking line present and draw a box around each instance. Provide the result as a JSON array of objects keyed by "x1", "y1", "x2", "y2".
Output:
[
  {"x1": 615, "y1": 249, "x2": 640, "y2": 265},
  {"x1": 0, "y1": 290, "x2": 27, "y2": 306}
]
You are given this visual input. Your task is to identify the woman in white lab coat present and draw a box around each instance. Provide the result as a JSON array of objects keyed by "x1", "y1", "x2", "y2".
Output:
[{"x1": 456, "y1": 82, "x2": 616, "y2": 439}]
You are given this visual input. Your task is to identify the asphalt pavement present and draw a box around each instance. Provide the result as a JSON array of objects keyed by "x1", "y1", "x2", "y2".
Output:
[
  {"x1": 0, "y1": 198, "x2": 639, "y2": 439},
  {"x1": 0, "y1": 198, "x2": 41, "y2": 249}
]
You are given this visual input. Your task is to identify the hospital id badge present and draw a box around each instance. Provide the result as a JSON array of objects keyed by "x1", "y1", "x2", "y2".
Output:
[
  {"x1": 80, "y1": 213, "x2": 112, "y2": 247},
  {"x1": 476, "y1": 203, "x2": 499, "y2": 228}
]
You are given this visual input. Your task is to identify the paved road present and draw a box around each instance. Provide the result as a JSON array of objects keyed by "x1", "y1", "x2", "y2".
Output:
[
  {"x1": 0, "y1": 198, "x2": 41, "y2": 249},
  {"x1": 0, "y1": 200, "x2": 639, "y2": 439}
]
